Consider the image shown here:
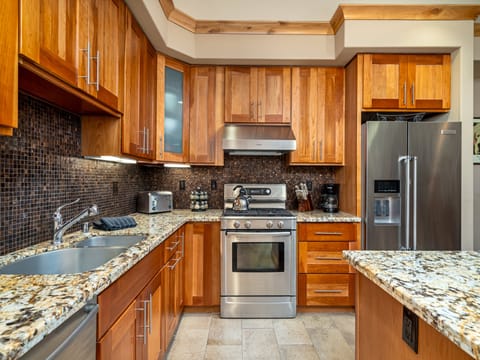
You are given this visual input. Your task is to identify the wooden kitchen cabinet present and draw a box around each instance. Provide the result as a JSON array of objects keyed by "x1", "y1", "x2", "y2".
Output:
[
  {"x1": 362, "y1": 53, "x2": 451, "y2": 110},
  {"x1": 184, "y1": 222, "x2": 221, "y2": 306},
  {"x1": 156, "y1": 57, "x2": 189, "y2": 163},
  {"x1": 0, "y1": 0, "x2": 18, "y2": 136},
  {"x1": 122, "y1": 11, "x2": 156, "y2": 160},
  {"x1": 289, "y1": 67, "x2": 345, "y2": 165},
  {"x1": 78, "y1": 0, "x2": 124, "y2": 110},
  {"x1": 225, "y1": 66, "x2": 291, "y2": 124},
  {"x1": 297, "y1": 223, "x2": 359, "y2": 307},
  {"x1": 189, "y1": 67, "x2": 224, "y2": 165}
]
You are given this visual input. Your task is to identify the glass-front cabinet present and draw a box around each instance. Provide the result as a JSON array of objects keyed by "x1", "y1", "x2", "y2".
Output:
[{"x1": 157, "y1": 56, "x2": 188, "y2": 163}]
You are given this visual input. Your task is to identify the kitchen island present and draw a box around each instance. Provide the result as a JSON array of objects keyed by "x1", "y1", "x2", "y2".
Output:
[{"x1": 344, "y1": 251, "x2": 480, "y2": 360}]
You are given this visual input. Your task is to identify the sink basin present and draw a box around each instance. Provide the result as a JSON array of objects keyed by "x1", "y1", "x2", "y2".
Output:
[
  {"x1": 74, "y1": 235, "x2": 145, "y2": 248},
  {"x1": 0, "y1": 247, "x2": 127, "y2": 275}
]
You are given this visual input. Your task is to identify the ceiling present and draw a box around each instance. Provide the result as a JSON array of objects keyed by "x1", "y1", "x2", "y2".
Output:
[{"x1": 173, "y1": 0, "x2": 480, "y2": 22}]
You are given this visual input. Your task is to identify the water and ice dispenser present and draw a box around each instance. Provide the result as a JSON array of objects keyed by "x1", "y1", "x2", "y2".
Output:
[{"x1": 373, "y1": 180, "x2": 400, "y2": 225}]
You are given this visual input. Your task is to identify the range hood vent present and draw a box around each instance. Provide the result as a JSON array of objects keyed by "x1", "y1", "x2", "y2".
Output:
[{"x1": 223, "y1": 124, "x2": 296, "y2": 156}]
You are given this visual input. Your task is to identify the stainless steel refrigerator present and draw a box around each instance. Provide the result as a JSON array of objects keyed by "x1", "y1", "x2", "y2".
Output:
[{"x1": 361, "y1": 120, "x2": 461, "y2": 250}]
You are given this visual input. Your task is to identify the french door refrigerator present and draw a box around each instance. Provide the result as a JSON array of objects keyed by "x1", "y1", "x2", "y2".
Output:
[{"x1": 361, "y1": 120, "x2": 461, "y2": 250}]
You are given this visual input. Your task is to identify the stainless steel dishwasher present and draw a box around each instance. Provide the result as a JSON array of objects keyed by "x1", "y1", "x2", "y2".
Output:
[{"x1": 21, "y1": 301, "x2": 98, "y2": 360}]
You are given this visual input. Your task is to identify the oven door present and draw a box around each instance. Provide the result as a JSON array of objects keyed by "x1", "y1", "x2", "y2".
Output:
[{"x1": 221, "y1": 231, "x2": 295, "y2": 296}]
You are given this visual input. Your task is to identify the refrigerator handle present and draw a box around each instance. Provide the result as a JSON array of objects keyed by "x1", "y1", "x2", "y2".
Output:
[
  {"x1": 412, "y1": 156, "x2": 418, "y2": 251},
  {"x1": 398, "y1": 156, "x2": 410, "y2": 250}
]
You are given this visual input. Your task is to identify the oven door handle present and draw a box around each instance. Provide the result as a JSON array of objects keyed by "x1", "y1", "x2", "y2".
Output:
[{"x1": 225, "y1": 231, "x2": 291, "y2": 237}]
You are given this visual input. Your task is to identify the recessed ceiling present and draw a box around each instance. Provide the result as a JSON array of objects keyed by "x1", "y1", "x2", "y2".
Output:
[{"x1": 173, "y1": 0, "x2": 480, "y2": 22}]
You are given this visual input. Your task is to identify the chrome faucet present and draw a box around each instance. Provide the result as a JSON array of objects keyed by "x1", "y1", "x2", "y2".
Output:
[{"x1": 53, "y1": 199, "x2": 99, "y2": 245}]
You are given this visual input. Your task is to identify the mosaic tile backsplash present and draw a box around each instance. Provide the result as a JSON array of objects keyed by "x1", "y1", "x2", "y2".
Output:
[{"x1": 1, "y1": 94, "x2": 335, "y2": 255}]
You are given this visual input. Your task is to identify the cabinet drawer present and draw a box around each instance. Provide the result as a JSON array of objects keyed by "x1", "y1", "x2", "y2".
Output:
[
  {"x1": 298, "y1": 223, "x2": 355, "y2": 241},
  {"x1": 298, "y1": 241, "x2": 350, "y2": 273},
  {"x1": 298, "y1": 274, "x2": 355, "y2": 306}
]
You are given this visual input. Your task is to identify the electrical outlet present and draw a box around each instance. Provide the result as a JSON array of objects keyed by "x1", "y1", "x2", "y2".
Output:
[
  {"x1": 112, "y1": 182, "x2": 119, "y2": 195},
  {"x1": 179, "y1": 180, "x2": 186, "y2": 190},
  {"x1": 402, "y1": 307, "x2": 419, "y2": 353},
  {"x1": 211, "y1": 179, "x2": 217, "y2": 190},
  {"x1": 306, "y1": 180, "x2": 313, "y2": 191}
]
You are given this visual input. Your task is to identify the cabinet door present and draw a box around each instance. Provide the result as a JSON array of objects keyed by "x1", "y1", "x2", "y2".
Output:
[
  {"x1": 189, "y1": 67, "x2": 224, "y2": 165},
  {"x1": 20, "y1": 0, "x2": 78, "y2": 86},
  {"x1": 123, "y1": 12, "x2": 155, "y2": 160},
  {"x1": 225, "y1": 67, "x2": 257, "y2": 122},
  {"x1": 257, "y1": 67, "x2": 291, "y2": 124},
  {"x1": 157, "y1": 58, "x2": 189, "y2": 163},
  {"x1": 363, "y1": 54, "x2": 408, "y2": 109},
  {"x1": 0, "y1": 0, "x2": 18, "y2": 135},
  {"x1": 184, "y1": 222, "x2": 221, "y2": 306},
  {"x1": 290, "y1": 67, "x2": 319, "y2": 164},
  {"x1": 97, "y1": 300, "x2": 137, "y2": 360},
  {"x1": 317, "y1": 68, "x2": 344, "y2": 164},
  {"x1": 407, "y1": 54, "x2": 450, "y2": 110}
]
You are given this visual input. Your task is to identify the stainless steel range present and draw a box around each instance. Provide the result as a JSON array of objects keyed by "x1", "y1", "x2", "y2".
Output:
[{"x1": 221, "y1": 184, "x2": 297, "y2": 318}]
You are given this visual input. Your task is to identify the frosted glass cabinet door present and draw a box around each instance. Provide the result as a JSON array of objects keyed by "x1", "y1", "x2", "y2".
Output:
[{"x1": 164, "y1": 67, "x2": 184, "y2": 154}]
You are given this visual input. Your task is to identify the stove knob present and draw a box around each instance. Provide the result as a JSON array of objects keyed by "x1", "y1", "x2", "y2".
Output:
[
  {"x1": 245, "y1": 221, "x2": 252, "y2": 229},
  {"x1": 233, "y1": 221, "x2": 241, "y2": 229},
  {"x1": 266, "y1": 220, "x2": 273, "y2": 229},
  {"x1": 277, "y1": 221, "x2": 285, "y2": 229}
]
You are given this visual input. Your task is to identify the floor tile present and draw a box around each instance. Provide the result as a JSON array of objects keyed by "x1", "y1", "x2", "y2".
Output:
[
  {"x1": 242, "y1": 318, "x2": 274, "y2": 329},
  {"x1": 308, "y1": 326, "x2": 355, "y2": 360},
  {"x1": 207, "y1": 316, "x2": 242, "y2": 345},
  {"x1": 205, "y1": 345, "x2": 243, "y2": 360},
  {"x1": 273, "y1": 318, "x2": 312, "y2": 345},
  {"x1": 279, "y1": 344, "x2": 321, "y2": 360},
  {"x1": 243, "y1": 328, "x2": 281, "y2": 360}
]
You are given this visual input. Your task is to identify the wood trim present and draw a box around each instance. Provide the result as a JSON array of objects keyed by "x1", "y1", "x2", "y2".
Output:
[
  {"x1": 475, "y1": 23, "x2": 480, "y2": 37},
  {"x1": 158, "y1": 3, "x2": 480, "y2": 35}
]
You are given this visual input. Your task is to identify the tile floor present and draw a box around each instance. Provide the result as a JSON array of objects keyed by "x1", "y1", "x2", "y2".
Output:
[{"x1": 166, "y1": 312, "x2": 355, "y2": 360}]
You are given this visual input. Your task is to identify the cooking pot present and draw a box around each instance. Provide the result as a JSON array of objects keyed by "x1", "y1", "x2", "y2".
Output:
[{"x1": 232, "y1": 185, "x2": 251, "y2": 211}]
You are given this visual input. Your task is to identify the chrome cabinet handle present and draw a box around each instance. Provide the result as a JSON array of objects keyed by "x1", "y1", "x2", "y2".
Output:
[
  {"x1": 148, "y1": 294, "x2": 153, "y2": 335},
  {"x1": 258, "y1": 100, "x2": 262, "y2": 119},
  {"x1": 250, "y1": 102, "x2": 255, "y2": 121},
  {"x1": 135, "y1": 300, "x2": 149, "y2": 345},
  {"x1": 411, "y1": 83, "x2": 415, "y2": 105},
  {"x1": 403, "y1": 81, "x2": 407, "y2": 106},
  {"x1": 79, "y1": 42, "x2": 91, "y2": 83},
  {"x1": 313, "y1": 289, "x2": 343, "y2": 294},
  {"x1": 168, "y1": 256, "x2": 181, "y2": 270},
  {"x1": 398, "y1": 155, "x2": 411, "y2": 250},
  {"x1": 314, "y1": 232, "x2": 343, "y2": 236},
  {"x1": 166, "y1": 240, "x2": 180, "y2": 251},
  {"x1": 412, "y1": 156, "x2": 418, "y2": 250},
  {"x1": 315, "y1": 256, "x2": 343, "y2": 261}
]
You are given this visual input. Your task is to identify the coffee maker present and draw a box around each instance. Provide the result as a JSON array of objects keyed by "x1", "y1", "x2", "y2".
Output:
[{"x1": 320, "y1": 183, "x2": 339, "y2": 213}]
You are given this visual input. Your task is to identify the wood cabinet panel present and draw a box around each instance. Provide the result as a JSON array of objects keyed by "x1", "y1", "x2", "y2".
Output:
[
  {"x1": 184, "y1": 222, "x2": 221, "y2": 306},
  {"x1": 0, "y1": 0, "x2": 18, "y2": 135},
  {"x1": 298, "y1": 241, "x2": 351, "y2": 274},
  {"x1": 225, "y1": 67, "x2": 257, "y2": 122},
  {"x1": 298, "y1": 223, "x2": 356, "y2": 242},
  {"x1": 189, "y1": 67, "x2": 224, "y2": 165},
  {"x1": 290, "y1": 67, "x2": 344, "y2": 165},
  {"x1": 97, "y1": 300, "x2": 137, "y2": 360},
  {"x1": 362, "y1": 53, "x2": 450, "y2": 111},
  {"x1": 298, "y1": 273, "x2": 355, "y2": 306}
]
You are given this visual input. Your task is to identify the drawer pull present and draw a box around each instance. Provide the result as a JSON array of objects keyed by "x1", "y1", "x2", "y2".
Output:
[
  {"x1": 313, "y1": 289, "x2": 343, "y2": 294},
  {"x1": 314, "y1": 231, "x2": 343, "y2": 236},
  {"x1": 166, "y1": 241, "x2": 180, "y2": 251},
  {"x1": 315, "y1": 256, "x2": 343, "y2": 261}
]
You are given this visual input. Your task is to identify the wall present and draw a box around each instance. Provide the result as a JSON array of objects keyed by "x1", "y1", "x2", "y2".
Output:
[
  {"x1": 475, "y1": 61, "x2": 480, "y2": 250},
  {"x1": 145, "y1": 156, "x2": 335, "y2": 209},
  {"x1": 0, "y1": 94, "x2": 149, "y2": 255}
]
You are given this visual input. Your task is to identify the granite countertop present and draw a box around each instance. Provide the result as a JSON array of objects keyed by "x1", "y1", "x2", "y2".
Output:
[
  {"x1": 0, "y1": 208, "x2": 358, "y2": 359},
  {"x1": 344, "y1": 250, "x2": 480, "y2": 360}
]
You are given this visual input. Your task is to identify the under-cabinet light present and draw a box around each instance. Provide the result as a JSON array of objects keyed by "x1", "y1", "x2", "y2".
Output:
[
  {"x1": 84, "y1": 156, "x2": 137, "y2": 164},
  {"x1": 164, "y1": 163, "x2": 191, "y2": 168}
]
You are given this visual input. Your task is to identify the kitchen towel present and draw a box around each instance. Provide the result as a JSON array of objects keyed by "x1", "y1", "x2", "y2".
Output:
[{"x1": 93, "y1": 216, "x2": 137, "y2": 231}]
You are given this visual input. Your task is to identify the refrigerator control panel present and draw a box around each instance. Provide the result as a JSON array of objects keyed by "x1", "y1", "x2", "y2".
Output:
[{"x1": 374, "y1": 180, "x2": 400, "y2": 194}]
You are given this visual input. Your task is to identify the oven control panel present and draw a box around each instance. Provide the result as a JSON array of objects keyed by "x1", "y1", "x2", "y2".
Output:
[{"x1": 223, "y1": 218, "x2": 296, "y2": 231}]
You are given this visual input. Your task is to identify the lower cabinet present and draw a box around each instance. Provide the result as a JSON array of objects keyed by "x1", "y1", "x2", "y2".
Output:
[
  {"x1": 97, "y1": 226, "x2": 185, "y2": 360},
  {"x1": 183, "y1": 222, "x2": 221, "y2": 307},
  {"x1": 297, "y1": 223, "x2": 359, "y2": 307}
]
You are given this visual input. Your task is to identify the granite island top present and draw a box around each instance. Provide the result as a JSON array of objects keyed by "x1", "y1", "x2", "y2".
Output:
[
  {"x1": 344, "y1": 250, "x2": 480, "y2": 360},
  {"x1": 0, "y1": 209, "x2": 359, "y2": 359}
]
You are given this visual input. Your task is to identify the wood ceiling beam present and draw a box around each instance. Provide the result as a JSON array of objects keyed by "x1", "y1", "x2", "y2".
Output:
[{"x1": 158, "y1": 2, "x2": 480, "y2": 36}]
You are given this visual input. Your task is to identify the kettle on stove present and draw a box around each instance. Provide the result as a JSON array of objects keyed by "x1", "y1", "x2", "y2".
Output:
[{"x1": 232, "y1": 185, "x2": 251, "y2": 211}]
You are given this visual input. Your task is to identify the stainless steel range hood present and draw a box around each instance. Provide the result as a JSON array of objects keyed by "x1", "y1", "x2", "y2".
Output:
[{"x1": 223, "y1": 124, "x2": 296, "y2": 156}]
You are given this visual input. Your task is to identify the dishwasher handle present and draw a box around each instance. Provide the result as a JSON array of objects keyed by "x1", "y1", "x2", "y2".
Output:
[{"x1": 47, "y1": 303, "x2": 99, "y2": 360}]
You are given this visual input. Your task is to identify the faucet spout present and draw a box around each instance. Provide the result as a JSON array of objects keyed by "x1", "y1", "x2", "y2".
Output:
[{"x1": 53, "y1": 201, "x2": 99, "y2": 245}]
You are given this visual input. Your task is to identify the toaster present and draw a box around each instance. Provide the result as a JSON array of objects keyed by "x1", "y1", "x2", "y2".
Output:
[{"x1": 137, "y1": 191, "x2": 173, "y2": 214}]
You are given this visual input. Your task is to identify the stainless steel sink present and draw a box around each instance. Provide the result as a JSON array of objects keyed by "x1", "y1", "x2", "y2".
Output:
[
  {"x1": 74, "y1": 235, "x2": 145, "y2": 248},
  {"x1": 0, "y1": 247, "x2": 127, "y2": 275}
]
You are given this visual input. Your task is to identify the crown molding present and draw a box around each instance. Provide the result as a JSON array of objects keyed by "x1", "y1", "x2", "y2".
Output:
[{"x1": 158, "y1": 2, "x2": 480, "y2": 36}]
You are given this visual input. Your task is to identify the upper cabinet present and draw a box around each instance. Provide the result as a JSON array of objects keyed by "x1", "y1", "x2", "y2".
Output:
[
  {"x1": 122, "y1": 11, "x2": 156, "y2": 160},
  {"x1": 0, "y1": 0, "x2": 18, "y2": 136},
  {"x1": 189, "y1": 66, "x2": 224, "y2": 166},
  {"x1": 362, "y1": 54, "x2": 451, "y2": 111},
  {"x1": 290, "y1": 67, "x2": 345, "y2": 165},
  {"x1": 78, "y1": 0, "x2": 124, "y2": 110},
  {"x1": 156, "y1": 57, "x2": 189, "y2": 163},
  {"x1": 20, "y1": 0, "x2": 78, "y2": 86},
  {"x1": 225, "y1": 67, "x2": 291, "y2": 124}
]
